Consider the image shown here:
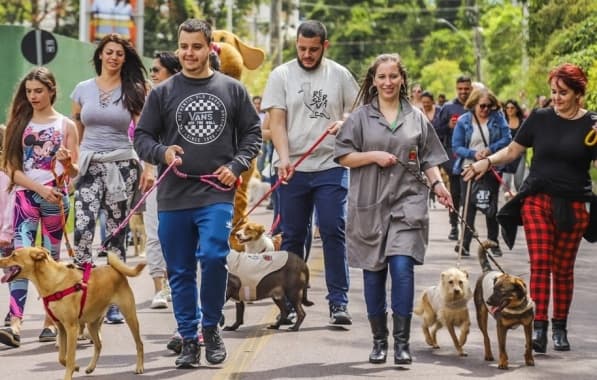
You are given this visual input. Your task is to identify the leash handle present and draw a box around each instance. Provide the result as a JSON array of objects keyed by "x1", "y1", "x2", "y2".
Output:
[
  {"x1": 100, "y1": 158, "x2": 180, "y2": 251},
  {"x1": 171, "y1": 166, "x2": 241, "y2": 191},
  {"x1": 50, "y1": 157, "x2": 75, "y2": 257}
]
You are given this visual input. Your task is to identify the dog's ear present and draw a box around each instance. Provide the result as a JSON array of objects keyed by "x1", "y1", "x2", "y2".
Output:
[
  {"x1": 460, "y1": 268, "x2": 469, "y2": 278},
  {"x1": 514, "y1": 278, "x2": 527, "y2": 296},
  {"x1": 31, "y1": 247, "x2": 50, "y2": 261},
  {"x1": 256, "y1": 224, "x2": 265, "y2": 234}
]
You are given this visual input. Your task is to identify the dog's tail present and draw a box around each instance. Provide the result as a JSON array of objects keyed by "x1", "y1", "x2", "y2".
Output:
[
  {"x1": 302, "y1": 265, "x2": 314, "y2": 307},
  {"x1": 477, "y1": 240, "x2": 498, "y2": 273},
  {"x1": 107, "y1": 252, "x2": 146, "y2": 277}
]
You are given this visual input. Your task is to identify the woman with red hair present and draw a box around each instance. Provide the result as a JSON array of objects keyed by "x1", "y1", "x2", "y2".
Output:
[{"x1": 463, "y1": 63, "x2": 597, "y2": 353}]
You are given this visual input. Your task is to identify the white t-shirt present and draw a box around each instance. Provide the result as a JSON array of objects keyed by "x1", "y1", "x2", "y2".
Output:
[{"x1": 261, "y1": 58, "x2": 358, "y2": 172}]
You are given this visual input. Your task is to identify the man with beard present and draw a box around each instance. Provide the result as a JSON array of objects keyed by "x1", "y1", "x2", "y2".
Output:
[
  {"x1": 436, "y1": 76, "x2": 473, "y2": 243},
  {"x1": 261, "y1": 20, "x2": 358, "y2": 326}
]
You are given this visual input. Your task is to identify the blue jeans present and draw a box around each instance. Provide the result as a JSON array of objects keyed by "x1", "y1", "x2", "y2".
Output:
[
  {"x1": 363, "y1": 255, "x2": 415, "y2": 318},
  {"x1": 158, "y1": 203, "x2": 232, "y2": 340},
  {"x1": 279, "y1": 167, "x2": 349, "y2": 306}
]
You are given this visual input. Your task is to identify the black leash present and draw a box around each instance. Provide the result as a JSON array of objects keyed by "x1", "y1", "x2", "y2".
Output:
[{"x1": 395, "y1": 159, "x2": 506, "y2": 273}]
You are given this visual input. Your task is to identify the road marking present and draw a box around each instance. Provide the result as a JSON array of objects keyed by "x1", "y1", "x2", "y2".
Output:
[{"x1": 215, "y1": 251, "x2": 324, "y2": 379}]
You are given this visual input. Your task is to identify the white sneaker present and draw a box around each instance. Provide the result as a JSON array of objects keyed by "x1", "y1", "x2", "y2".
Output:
[
  {"x1": 162, "y1": 279, "x2": 172, "y2": 302},
  {"x1": 150, "y1": 291, "x2": 168, "y2": 309}
]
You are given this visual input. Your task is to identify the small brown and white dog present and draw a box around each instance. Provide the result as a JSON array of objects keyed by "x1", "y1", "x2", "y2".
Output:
[
  {"x1": 129, "y1": 213, "x2": 146, "y2": 257},
  {"x1": 414, "y1": 267, "x2": 473, "y2": 356},
  {"x1": 235, "y1": 222, "x2": 282, "y2": 253}
]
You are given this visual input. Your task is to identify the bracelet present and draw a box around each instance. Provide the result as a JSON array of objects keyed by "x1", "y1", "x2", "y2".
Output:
[
  {"x1": 486, "y1": 157, "x2": 493, "y2": 168},
  {"x1": 431, "y1": 179, "x2": 443, "y2": 192}
]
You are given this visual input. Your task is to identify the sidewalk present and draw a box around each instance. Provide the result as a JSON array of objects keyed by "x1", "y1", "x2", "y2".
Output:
[{"x1": 0, "y1": 205, "x2": 595, "y2": 379}]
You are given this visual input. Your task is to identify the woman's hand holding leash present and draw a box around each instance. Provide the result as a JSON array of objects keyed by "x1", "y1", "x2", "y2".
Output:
[
  {"x1": 39, "y1": 185, "x2": 63, "y2": 204},
  {"x1": 372, "y1": 151, "x2": 397, "y2": 167},
  {"x1": 462, "y1": 157, "x2": 492, "y2": 182},
  {"x1": 277, "y1": 158, "x2": 294, "y2": 183}
]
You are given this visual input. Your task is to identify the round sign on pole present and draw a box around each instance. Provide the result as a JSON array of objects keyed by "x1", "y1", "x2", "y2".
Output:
[{"x1": 21, "y1": 29, "x2": 58, "y2": 66}]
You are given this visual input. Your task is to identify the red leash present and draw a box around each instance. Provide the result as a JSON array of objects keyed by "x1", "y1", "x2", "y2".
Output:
[
  {"x1": 489, "y1": 167, "x2": 514, "y2": 198},
  {"x1": 234, "y1": 129, "x2": 331, "y2": 230}
]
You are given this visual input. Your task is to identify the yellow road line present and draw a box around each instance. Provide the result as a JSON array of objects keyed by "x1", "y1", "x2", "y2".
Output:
[{"x1": 214, "y1": 251, "x2": 324, "y2": 380}]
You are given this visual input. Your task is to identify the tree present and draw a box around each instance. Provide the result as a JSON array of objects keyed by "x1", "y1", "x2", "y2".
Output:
[{"x1": 419, "y1": 59, "x2": 462, "y2": 97}]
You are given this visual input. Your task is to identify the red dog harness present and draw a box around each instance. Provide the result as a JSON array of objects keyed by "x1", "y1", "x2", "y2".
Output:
[{"x1": 42, "y1": 263, "x2": 92, "y2": 322}]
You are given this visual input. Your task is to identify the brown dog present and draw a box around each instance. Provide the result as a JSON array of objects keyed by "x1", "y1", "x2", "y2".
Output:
[
  {"x1": 129, "y1": 213, "x2": 146, "y2": 257},
  {"x1": 234, "y1": 221, "x2": 282, "y2": 253},
  {"x1": 0, "y1": 247, "x2": 145, "y2": 380},
  {"x1": 474, "y1": 241, "x2": 535, "y2": 369},
  {"x1": 224, "y1": 250, "x2": 313, "y2": 331},
  {"x1": 414, "y1": 267, "x2": 472, "y2": 356}
]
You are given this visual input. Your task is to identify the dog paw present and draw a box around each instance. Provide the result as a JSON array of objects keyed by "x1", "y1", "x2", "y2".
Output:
[
  {"x1": 287, "y1": 325, "x2": 299, "y2": 332},
  {"x1": 525, "y1": 358, "x2": 535, "y2": 366},
  {"x1": 498, "y1": 362, "x2": 509, "y2": 370},
  {"x1": 459, "y1": 350, "x2": 468, "y2": 357},
  {"x1": 135, "y1": 366, "x2": 144, "y2": 374},
  {"x1": 85, "y1": 367, "x2": 94, "y2": 374},
  {"x1": 485, "y1": 355, "x2": 494, "y2": 361},
  {"x1": 432, "y1": 344, "x2": 440, "y2": 349}
]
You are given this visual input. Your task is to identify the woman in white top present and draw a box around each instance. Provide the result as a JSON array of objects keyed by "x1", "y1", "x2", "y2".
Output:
[{"x1": 0, "y1": 67, "x2": 79, "y2": 348}]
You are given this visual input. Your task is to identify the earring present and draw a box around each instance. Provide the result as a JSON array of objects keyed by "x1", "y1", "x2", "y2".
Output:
[{"x1": 368, "y1": 85, "x2": 377, "y2": 96}]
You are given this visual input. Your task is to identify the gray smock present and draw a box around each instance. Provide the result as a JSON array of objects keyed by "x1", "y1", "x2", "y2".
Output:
[{"x1": 334, "y1": 100, "x2": 448, "y2": 271}]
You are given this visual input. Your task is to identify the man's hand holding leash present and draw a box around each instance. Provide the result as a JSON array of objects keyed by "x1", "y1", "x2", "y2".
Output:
[{"x1": 165, "y1": 145, "x2": 184, "y2": 166}]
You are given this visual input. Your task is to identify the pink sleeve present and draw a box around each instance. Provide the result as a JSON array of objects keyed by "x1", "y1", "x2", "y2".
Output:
[
  {"x1": 128, "y1": 120, "x2": 136, "y2": 142},
  {"x1": 0, "y1": 173, "x2": 14, "y2": 242}
]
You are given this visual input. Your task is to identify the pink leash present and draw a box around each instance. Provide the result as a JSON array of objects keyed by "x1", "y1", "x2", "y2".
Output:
[
  {"x1": 489, "y1": 167, "x2": 514, "y2": 198},
  {"x1": 235, "y1": 129, "x2": 331, "y2": 230},
  {"x1": 100, "y1": 158, "x2": 181, "y2": 251}
]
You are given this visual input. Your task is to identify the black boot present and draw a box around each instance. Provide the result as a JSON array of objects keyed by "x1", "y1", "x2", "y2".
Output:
[
  {"x1": 532, "y1": 320, "x2": 548, "y2": 353},
  {"x1": 448, "y1": 225, "x2": 459, "y2": 240},
  {"x1": 552, "y1": 319, "x2": 570, "y2": 351},
  {"x1": 392, "y1": 314, "x2": 412, "y2": 365},
  {"x1": 368, "y1": 313, "x2": 388, "y2": 364}
]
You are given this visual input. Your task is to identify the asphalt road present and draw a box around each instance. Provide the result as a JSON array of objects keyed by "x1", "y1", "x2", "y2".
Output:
[{"x1": 1, "y1": 204, "x2": 596, "y2": 379}]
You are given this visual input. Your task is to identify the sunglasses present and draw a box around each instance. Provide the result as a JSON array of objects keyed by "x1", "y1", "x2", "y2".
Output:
[
  {"x1": 150, "y1": 67, "x2": 161, "y2": 74},
  {"x1": 478, "y1": 103, "x2": 492, "y2": 109}
]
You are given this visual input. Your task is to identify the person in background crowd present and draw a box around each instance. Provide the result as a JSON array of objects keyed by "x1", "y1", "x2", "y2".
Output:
[
  {"x1": 437, "y1": 76, "x2": 473, "y2": 241},
  {"x1": 410, "y1": 83, "x2": 423, "y2": 109},
  {"x1": 134, "y1": 19, "x2": 261, "y2": 369},
  {"x1": 437, "y1": 93, "x2": 447, "y2": 107},
  {"x1": 144, "y1": 51, "x2": 181, "y2": 310},
  {"x1": 261, "y1": 20, "x2": 357, "y2": 326},
  {"x1": 463, "y1": 63, "x2": 597, "y2": 354},
  {"x1": 335, "y1": 53, "x2": 452, "y2": 365},
  {"x1": 452, "y1": 87, "x2": 511, "y2": 257},
  {"x1": 71, "y1": 33, "x2": 149, "y2": 324},
  {"x1": 502, "y1": 99, "x2": 526, "y2": 196},
  {"x1": 0, "y1": 67, "x2": 79, "y2": 347}
]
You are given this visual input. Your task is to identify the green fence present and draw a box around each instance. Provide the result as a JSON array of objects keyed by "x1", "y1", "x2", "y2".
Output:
[{"x1": 0, "y1": 25, "x2": 152, "y2": 123}]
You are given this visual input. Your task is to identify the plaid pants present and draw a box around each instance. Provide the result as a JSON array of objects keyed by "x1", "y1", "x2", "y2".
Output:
[{"x1": 521, "y1": 193, "x2": 589, "y2": 321}]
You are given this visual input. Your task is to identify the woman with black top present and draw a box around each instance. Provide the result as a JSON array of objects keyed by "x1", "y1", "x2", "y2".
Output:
[{"x1": 463, "y1": 63, "x2": 597, "y2": 353}]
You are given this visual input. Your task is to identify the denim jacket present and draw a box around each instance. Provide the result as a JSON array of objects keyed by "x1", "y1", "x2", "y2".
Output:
[{"x1": 451, "y1": 110, "x2": 511, "y2": 174}]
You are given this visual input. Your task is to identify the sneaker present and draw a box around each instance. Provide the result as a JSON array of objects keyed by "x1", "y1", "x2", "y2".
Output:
[
  {"x1": 150, "y1": 291, "x2": 168, "y2": 309},
  {"x1": 162, "y1": 279, "x2": 172, "y2": 302},
  {"x1": 39, "y1": 327, "x2": 57, "y2": 342},
  {"x1": 168, "y1": 331, "x2": 204, "y2": 354},
  {"x1": 448, "y1": 225, "x2": 459, "y2": 241},
  {"x1": 454, "y1": 244, "x2": 470, "y2": 257},
  {"x1": 0, "y1": 327, "x2": 20, "y2": 348},
  {"x1": 167, "y1": 331, "x2": 183, "y2": 354},
  {"x1": 202, "y1": 326, "x2": 227, "y2": 364},
  {"x1": 104, "y1": 304, "x2": 125, "y2": 324},
  {"x1": 329, "y1": 304, "x2": 352, "y2": 326},
  {"x1": 175, "y1": 338, "x2": 200, "y2": 369},
  {"x1": 490, "y1": 244, "x2": 503, "y2": 257}
]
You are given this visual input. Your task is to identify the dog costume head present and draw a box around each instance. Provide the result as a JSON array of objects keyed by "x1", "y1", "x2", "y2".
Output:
[{"x1": 211, "y1": 30, "x2": 265, "y2": 80}]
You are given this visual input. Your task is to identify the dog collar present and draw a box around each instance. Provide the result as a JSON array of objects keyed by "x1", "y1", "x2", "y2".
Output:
[
  {"x1": 42, "y1": 263, "x2": 92, "y2": 322},
  {"x1": 446, "y1": 298, "x2": 471, "y2": 310},
  {"x1": 503, "y1": 298, "x2": 535, "y2": 315}
]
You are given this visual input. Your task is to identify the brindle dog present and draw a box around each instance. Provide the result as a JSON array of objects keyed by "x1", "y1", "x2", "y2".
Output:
[{"x1": 474, "y1": 241, "x2": 535, "y2": 370}]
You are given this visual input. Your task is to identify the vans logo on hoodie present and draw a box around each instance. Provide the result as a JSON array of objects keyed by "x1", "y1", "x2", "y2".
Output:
[{"x1": 176, "y1": 93, "x2": 227, "y2": 144}]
